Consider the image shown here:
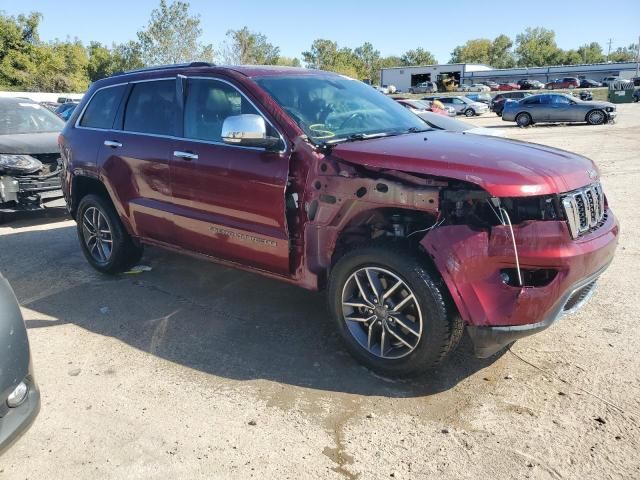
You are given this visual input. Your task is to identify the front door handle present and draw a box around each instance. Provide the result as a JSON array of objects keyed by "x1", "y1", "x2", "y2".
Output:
[
  {"x1": 104, "y1": 140, "x2": 122, "y2": 148},
  {"x1": 173, "y1": 150, "x2": 198, "y2": 161}
]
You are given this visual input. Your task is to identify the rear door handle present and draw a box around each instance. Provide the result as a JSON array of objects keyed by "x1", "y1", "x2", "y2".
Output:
[
  {"x1": 104, "y1": 140, "x2": 122, "y2": 148},
  {"x1": 173, "y1": 150, "x2": 198, "y2": 161}
]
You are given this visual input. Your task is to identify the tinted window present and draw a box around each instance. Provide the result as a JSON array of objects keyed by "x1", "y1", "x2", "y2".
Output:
[
  {"x1": 184, "y1": 78, "x2": 263, "y2": 143},
  {"x1": 551, "y1": 95, "x2": 571, "y2": 104},
  {"x1": 522, "y1": 96, "x2": 542, "y2": 105},
  {"x1": 124, "y1": 80, "x2": 176, "y2": 135},
  {"x1": 80, "y1": 85, "x2": 125, "y2": 129}
]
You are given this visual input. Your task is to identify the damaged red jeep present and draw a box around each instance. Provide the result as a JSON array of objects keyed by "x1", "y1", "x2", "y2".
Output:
[{"x1": 59, "y1": 64, "x2": 619, "y2": 376}]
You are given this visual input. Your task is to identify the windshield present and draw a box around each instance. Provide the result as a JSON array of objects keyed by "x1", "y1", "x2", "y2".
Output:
[
  {"x1": 255, "y1": 75, "x2": 427, "y2": 144},
  {"x1": 0, "y1": 101, "x2": 65, "y2": 135}
]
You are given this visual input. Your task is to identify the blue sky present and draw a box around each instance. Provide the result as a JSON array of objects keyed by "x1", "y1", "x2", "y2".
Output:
[{"x1": 2, "y1": 0, "x2": 638, "y2": 62}]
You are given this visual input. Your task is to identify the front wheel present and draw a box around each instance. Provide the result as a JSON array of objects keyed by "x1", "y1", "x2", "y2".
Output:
[
  {"x1": 76, "y1": 194, "x2": 143, "y2": 274},
  {"x1": 586, "y1": 109, "x2": 606, "y2": 125},
  {"x1": 328, "y1": 245, "x2": 462, "y2": 377},
  {"x1": 465, "y1": 108, "x2": 475, "y2": 117}
]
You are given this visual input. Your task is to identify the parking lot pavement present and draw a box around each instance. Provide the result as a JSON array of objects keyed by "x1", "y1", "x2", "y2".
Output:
[{"x1": 1, "y1": 104, "x2": 639, "y2": 479}]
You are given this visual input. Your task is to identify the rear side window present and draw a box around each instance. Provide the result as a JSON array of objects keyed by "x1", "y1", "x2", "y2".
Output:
[
  {"x1": 183, "y1": 78, "x2": 262, "y2": 143},
  {"x1": 79, "y1": 85, "x2": 126, "y2": 129},
  {"x1": 522, "y1": 97, "x2": 541, "y2": 105},
  {"x1": 124, "y1": 80, "x2": 176, "y2": 136}
]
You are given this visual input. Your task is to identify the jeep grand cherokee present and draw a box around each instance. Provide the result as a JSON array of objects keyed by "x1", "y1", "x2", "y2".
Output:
[{"x1": 59, "y1": 63, "x2": 619, "y2": 376}]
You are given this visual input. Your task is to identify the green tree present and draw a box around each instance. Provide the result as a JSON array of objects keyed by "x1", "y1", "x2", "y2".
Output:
[
  {"x1": 609, "y1": 43, "x2": 638, "y2": 63},
  {"x1": 136, "y1": 0, "x2": 214, "y2": 65},
  {"x1": 302, "y1": 39, "x2": 360, "y2": 77},
  {"x1": 515, "y1": 27, "x2": 563, "y2": 66},
  {"x1": 354, "y1": 42, "x2": 381, "y2": 81},
  {"x1": 222, "y1": 27, "x2": 280, "y2": 65},
  {"x1": 489, "y1": 35, "x2": 516, "y2": 68},
  {"x1": 561, "y1": 49, "x2": 583, "y2": 65},
  {"x1": 400, "y1": 48, "x2": 437, "y2": 66},
  {"x1": 274, "y1": 56, "x2": 301, "y2": 67},
  {"x1": 577, "y1": 42, "x2": 605, "y2": 64},
  {"x1": 450, "y1": 38, "x2": 492, "y2": 64}
]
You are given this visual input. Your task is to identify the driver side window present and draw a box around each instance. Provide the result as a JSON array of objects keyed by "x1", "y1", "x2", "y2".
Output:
[{"x1": 184, "y1": 78, "x2": 262, "y2": 143}]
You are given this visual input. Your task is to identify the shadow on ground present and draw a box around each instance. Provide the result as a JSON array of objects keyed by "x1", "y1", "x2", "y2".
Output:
[{"x1": 3, "y1": 216, "x2": 501, "y2": 398}]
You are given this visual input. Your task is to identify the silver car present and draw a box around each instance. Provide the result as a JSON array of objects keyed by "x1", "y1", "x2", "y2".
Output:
[
  {"x1": 436, "y1": 96, "x2": 489, "y2": 117},
  {"x1": 409, "y1": 81, "x2": 437, "y2": 94},
  {"x1": 502, "y1": 93, "x2": 617, "y2": 127}
]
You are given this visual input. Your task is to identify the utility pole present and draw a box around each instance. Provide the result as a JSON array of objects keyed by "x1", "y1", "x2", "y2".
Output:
[{"x1": 606, "y1": 38, "x2": 613, "y2": 62}]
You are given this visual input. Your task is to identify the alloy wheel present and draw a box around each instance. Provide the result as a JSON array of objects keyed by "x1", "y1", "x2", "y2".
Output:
[
  {"x1": 341, "y1": 267, "x2": 423, "y2": 359},
  {"x1": 82, "y1": 206, "x2": 113, "y2": 264},
  {"x1": 588, "y1": 110, "x2": 605, "y2": 125}
]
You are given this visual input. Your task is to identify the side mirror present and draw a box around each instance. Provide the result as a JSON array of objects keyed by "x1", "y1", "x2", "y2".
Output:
[{"x1": 221, "y1": 114, "x2": 281, "y2": 150}]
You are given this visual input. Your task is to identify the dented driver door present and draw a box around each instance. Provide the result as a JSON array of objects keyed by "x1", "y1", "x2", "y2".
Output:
[{"x1": 169, "y1": 76, "x2": 291, "y2": 275}]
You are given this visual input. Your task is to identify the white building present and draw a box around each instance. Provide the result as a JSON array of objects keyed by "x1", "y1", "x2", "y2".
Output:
[{"x1": 381, "y1": 62, "x2": 639, "y2": 91}]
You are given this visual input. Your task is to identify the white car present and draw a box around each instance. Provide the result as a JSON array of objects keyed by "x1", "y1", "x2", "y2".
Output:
[
  {"x1": 469, "y1": 83, "x2": 491, "y2": 92},
  {"x1": 416, "y1": 111, "x2": 504, "y2": 137},
  {"x1": 431, "y1": 96, "x2": 489, "y2": 116},
  {"x1": 373, "y1": 85, "x2": 389, "y2": 94}
]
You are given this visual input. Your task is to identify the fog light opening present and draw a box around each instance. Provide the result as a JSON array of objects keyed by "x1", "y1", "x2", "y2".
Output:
[
  {"x1": 7, "y1": 381, "x2": 28, "y2": 408},
  {"x1": 500, "y1": 268, "x2": 558, "y2": 288}
]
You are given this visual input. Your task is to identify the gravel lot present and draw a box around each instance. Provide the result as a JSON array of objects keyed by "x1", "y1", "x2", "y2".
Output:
[{"x1": 1, "y1": 104, "x2": 639, "y2": 480}]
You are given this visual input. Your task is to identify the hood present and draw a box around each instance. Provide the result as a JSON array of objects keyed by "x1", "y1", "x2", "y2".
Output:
[
  {"x1": 0, "y1": 132, "x2": 60, "y2": 155},
  {"x1": 583, "y1": 101, "x2": 614, "y2": 108},
  {"x1": 331, "y1": 131, "x2": 598, "y2": 197}
]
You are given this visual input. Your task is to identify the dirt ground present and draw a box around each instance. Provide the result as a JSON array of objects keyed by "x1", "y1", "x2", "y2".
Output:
[{"x1": 1, "y1": 105, "x2": 639, "y2": 480}]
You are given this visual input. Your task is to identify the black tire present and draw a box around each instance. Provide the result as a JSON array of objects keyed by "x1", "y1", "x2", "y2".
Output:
[
  {"x1": 328, "y1": 244, "x2": 463, "y2": 377},
  {"x1": 586, "y1": 109, "x2": 606, "y2": 126},
  {"x1": 76, "y1": 194, "x2": 143, "y2": 274},
  {"x1": 516, "y1": 112, "x2": 532, "y2": 128},
  {"x1": 465, "y1": 108, "x2": 475, "y2": 117}
]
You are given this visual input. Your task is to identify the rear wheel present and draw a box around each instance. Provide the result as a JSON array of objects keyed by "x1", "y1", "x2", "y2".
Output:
[
  {"x1": 586, "y1": 109, "x2": 606, "y2": 125},
  {"x1": 328, "y1": 245, "x2": 462, "y2": 377},
  {"x1": 76, "y1": 194, "x2": 143, "y2": 274},
  {"x1": 516, "y1": 112, "x2": 532, "y2": 128}
]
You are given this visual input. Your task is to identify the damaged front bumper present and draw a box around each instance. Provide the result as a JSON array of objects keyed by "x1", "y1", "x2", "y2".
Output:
[
  {"x1": 420, "y1": 210, "x2": 619, "y2": 357},
  {"x1": 466, "y1": 261, "x2": 609, "y2": 357},
  {"x1": 0, "y1": 169, "x2": 63, "y2": 213}
]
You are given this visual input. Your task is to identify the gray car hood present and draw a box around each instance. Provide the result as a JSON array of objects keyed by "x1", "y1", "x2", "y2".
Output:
[{"x1": 0, "y1": 132, "x2": 60, "y2": 155}]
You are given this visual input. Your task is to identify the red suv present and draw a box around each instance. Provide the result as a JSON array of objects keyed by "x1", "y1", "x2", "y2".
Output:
[
  {"x1": 545, "y1": 77, "x2": 580, "y2": 89},
  {"x1": 60, "y1": 63, "x2": 619, "y2": 376}
]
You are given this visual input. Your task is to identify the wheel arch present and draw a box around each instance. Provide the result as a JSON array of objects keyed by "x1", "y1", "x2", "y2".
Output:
[{"x1": 70, "y1": 175, "x2": 110, "y2": 218}]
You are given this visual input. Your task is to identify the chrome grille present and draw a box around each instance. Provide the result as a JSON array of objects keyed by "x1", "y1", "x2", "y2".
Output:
[{"x1": 561, "y1": 183, "x2": 606, "y2": 239}]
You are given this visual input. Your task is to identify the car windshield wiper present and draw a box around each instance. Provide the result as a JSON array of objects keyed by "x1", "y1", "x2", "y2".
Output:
[
  {"x1": 404, "y1": 126, "x2": 432, "y2": 133},
  {"x1": 322, "y1": 131, "x2": 394, "y2": 146}
]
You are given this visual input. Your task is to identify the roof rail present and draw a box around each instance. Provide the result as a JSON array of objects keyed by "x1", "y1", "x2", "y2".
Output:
[{"x1": 112, "y1": 61, "x2": 216, "y2": 77}]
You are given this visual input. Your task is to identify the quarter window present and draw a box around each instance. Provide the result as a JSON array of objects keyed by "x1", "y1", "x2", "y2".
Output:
[
  {"x1": 123, "y1": 80, "x2": 177, "y2": 136},
  {"x1": 183, "y1": 78, "x2": 263, "y2": 143},
  {"x1": 79, "y1": 85, "x2": 126, "y2": 129}
]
